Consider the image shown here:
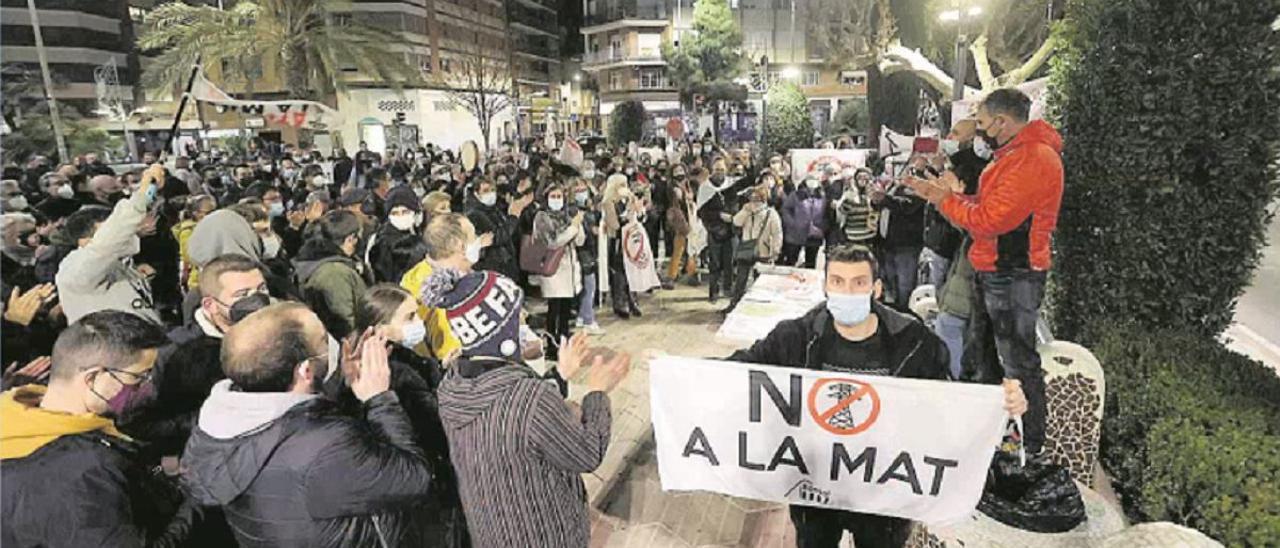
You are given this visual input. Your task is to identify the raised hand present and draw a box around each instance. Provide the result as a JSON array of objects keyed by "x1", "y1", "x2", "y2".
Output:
[
  {"x1": 350, "y1": 332, "x2": 391, "y2": 402},
  {"x1": 556, "y1": 332, "x2": 590, "y2": 380},
  {"x1": 586, "y1": 351, "x2": 632, "y2": 393},
  {"x1": 2, "y1": 356, "x2": 52, "y2": 388},
  {"x1": 4, "y1": 284, "x2": 54, "y2": 327}
]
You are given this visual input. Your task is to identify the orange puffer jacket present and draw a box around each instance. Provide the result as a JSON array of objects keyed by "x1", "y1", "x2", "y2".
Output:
[{"x1": 940, "y1": 120, "x2": 1064, "y2": 272}]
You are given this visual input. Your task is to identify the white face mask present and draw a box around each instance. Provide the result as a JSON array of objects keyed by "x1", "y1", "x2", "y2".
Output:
[
  {"x1": 57, "y1": 185, "x2": 76, "y2": 199},
  {"x1": 313, "y1": 176, "x2": 332, "y2": 187},
  {"x1": 6, "y1": 196, "x2": 28, "y2": 211},
  {"x1": 940, "y1": 139, "x2": 961, "y2": 157},
  {"x1": 261, "y1": 235, "x2": 281, "y2": 259},
  {"x1": 478, "y1": 192, "x2": 497, "y2": 206},
  {"x1": 388, "y1": 213, "x2": 416, "y2": 231},
  {"x1": 547, "y1": 198, "x2": 564, "y2": 211},
  {"x1": 973, "y1": 137, "x2": 993, "y2": 160},
  {"x1": 399, "y1": 318, "x2": 427, "y2": 348},
  {"x1": 465, "y1": 238, "x2": 483, "y2": 265},
  {"x1": 806, "y1": 179, "x2": 821, "y2": 190}
]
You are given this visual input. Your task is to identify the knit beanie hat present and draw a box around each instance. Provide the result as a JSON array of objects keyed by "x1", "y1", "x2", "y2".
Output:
[
  {"x1": 385, "y1": 186, "x2": 422, "y2": 214},
  {"x1": 420, "y1": 269, "x2": 524, "y2": 360}
]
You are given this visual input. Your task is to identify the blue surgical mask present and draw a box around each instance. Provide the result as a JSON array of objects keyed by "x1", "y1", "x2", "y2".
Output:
[
  {"x1": 400, "y1": 319, "x2": 427, "y2": 348},
  {"x1": 574, "y1": 191, "x2": 589, "y2": 205},
  {"x1": 268, "y1": 202, "x2": 285, "y2": 217},
  {"x1": 826, "y1": 291, "x2": 872, "y2": 326}
]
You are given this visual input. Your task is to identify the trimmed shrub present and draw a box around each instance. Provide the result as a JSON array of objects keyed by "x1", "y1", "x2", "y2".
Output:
[
  {"x1": 1046, "y1": 0, "x2": 1280, "y2": 340},
  {"x1": 1087, "y1": 322, "x2": 1280, "y2": 545},
  {"x1": 761, "y1": 81, "x2": 814, "y2": 156},
  {"x1": 608, "y1": 100, "x2": 647, "y2": 146}
]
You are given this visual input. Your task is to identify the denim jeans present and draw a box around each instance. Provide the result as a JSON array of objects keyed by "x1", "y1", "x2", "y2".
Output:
[
  {"x1": 705, "y1": 237, "x2": 735, "y2": 299},
  {"x1": 885, "y1": 246, "x2": 922, "y2": 307},
  {"x1": 964, "y1": 270, "x2": 1048, "y2": 453},
  {"x1": 577, "y1": 271, "x2": 597, "y2": 325},
  {"x1": 934, "y1": 312, "x2": 968, "y2": 380}
]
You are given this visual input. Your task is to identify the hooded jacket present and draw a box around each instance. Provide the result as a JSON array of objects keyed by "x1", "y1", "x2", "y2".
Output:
[
  {"x1": 293, "y1": 239, "x2": 367, "y2": 339},
  {"x1": 729, "y1": 301, "x2": 952, "y2": 381},
  {"x1": 181, "y1": 381, "x2": 433, "y2": 548},
  {"x1": 781, "y1": 186, "x2": 828, "y2": 245},
  {"x1": 438, "y1": 362, "x2": 611, "y2": 548},
  {"x1": 940, "y1": 120, "x2": 1064, "y2": 272},
  {"x1": 186, "y1": 209, "x2": 263, "y2": 290},
  {"x1": 1, "y1": 386, "x2": 195, "y2": 548},
  {"x1": 55, "y1": 191, "x2": 161, "y2": 324}
]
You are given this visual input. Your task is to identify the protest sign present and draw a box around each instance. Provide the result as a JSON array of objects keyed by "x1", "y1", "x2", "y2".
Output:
[
  {"x1": 789, "y1": 149, "x2": 872, "y2": 182},
  {"x1": 650, "y1": 357, "x2": 1007, "y2": 524},
  {"x1": 717, "y1": 266, "x2": 825, "y2": 343}
]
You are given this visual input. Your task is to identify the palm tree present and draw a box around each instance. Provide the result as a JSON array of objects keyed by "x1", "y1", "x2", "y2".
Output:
[{"x1": 138, "y1": 0, "x2": 422, "y2": 104}]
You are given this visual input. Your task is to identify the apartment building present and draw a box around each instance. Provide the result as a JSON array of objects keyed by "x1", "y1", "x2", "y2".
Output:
[{"x1": 581, "y1": 0, "x2": 866, "y2": 140}]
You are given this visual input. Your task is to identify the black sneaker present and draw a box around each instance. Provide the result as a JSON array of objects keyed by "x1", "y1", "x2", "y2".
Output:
[{"x1": 613, "y1": 308, "x2": 631, "y2": 320}]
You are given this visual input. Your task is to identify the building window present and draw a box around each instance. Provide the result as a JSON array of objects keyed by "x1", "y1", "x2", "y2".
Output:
[
  {"x1": 610, "y1": 37, "x2": 623, "y2": 59},
  {"x1": 638, "y1": 69, "x2": 665, "y2": 89},
  {"x1": 609, "y1": 71, "x2": 621, "y2": 90},
  {"x1": 803, "y1": 70, "x2": 819, "y2": 86}
]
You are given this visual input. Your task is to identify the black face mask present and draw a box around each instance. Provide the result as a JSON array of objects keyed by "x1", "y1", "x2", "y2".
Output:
[
  {"x1": 229, "y1": 293, "x2": 272, "y2": 324},
  {"x1": 106, "y1": 191, "x2": 127, "y2": 205}
]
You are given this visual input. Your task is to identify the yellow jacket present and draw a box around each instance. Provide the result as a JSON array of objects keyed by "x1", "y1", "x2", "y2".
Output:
[
  {"x1": 400, "y1": 260, "x2": 461, "y2": 360},
  {"x1": 173, "y1": 219, "x2": 201, "y2": 290},
  {"x1": 0, "y1": 385, "x2": 127, "y2": 460}
]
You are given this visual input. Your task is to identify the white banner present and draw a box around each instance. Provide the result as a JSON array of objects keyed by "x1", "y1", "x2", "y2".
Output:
[
  {"x1": 789, "y1": 149, "x2": 871, "y2": 182},
  {"x1": 191, "y1": 68, "x2": 342, "y2": 130},
  {"x1": 651, "y1": 356, "x2": 1007, "y2": 524},
  {"x1": 621, "y1": 221, "x2": 661, "y2": 292},
  {"x1": 951, "y1": 78, "x2": 1049, "y2": 123}
]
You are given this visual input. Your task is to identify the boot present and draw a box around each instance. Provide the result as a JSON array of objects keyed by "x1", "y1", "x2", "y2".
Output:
[{"x1": 628, "y1": 294, "x2": 643, "y2": 318}]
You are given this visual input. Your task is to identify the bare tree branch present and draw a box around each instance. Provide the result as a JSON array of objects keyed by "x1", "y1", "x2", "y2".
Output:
[{"x1": 969, "y1": 34, "x2": 998, "y2": 91}]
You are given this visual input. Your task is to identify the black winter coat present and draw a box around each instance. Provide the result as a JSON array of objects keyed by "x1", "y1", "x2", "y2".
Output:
[
  {"x1": 465, "y1": 197, "x2": 519, "y2": 280},
  {"x1": 729, "y1": 302, "x2": 952, "y2": 381},
  {"x1": 182, "y1": 393, "x2": 433, "y2": 548},
  {"x1": 2, "y1": 432, "x2": 196, "y2": 548},
  {"x1": 120, "y1": 324, "x2": 224, "y2": 455}
]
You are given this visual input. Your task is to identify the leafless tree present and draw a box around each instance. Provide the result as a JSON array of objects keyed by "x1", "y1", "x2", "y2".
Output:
[{"x1": 445, "y1": 43, "x2": 513, "y2": 149}]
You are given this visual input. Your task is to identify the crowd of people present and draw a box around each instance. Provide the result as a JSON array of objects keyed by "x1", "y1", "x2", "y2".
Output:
[{"x1": 0, "y1": 86, "x2": 1060, "y2": 548}]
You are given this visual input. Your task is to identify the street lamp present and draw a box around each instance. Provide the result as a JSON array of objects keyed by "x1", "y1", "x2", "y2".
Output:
[{"x1": 938, "y1": 1, "x2": 984, "y2": 102}]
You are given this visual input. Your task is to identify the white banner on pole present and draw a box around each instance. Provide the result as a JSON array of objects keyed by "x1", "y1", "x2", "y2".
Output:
[
  {"x1": 789, "y1": 149, "x2": 871, "y2": 182},
  {"x1": 650, "y1": 356, "x2": 1007, "y2": 524}
]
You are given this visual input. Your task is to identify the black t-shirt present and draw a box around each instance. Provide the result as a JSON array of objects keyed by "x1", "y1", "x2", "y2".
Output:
[{"x1": 818, "y1": 324, "x2": 891, "y2": 376}]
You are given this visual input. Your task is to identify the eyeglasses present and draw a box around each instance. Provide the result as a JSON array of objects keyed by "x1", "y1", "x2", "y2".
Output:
[{"x1": 101, "y1": 367, "x2": 153, "y2": 385}]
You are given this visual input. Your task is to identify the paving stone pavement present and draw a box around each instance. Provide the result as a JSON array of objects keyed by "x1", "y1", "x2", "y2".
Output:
[{"x1": 551, "y1": 283, "x2": 854, "y2": 547}]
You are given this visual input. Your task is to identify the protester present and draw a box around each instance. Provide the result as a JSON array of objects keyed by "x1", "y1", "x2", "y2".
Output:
[
  {"x1": 465, "y1": 177, "x2": 523, "y2": 281},
  {"x1": 835, "y1": 168, "x2": 879, "y2": 249},
  {"x1": 664, "y1": 164, "x2": 699, "y2": 285},
  {"x1": 729, "y1": 244, "x2": 1027, "y2": 547},
  {"x1": 904, "y1": 88, "x2": 1064, "y2": 457},
  {"x1": 879, "y1": 157, "x2": 929, "y2": 307},
  {"x1": 123, "y1": 255, "x2": 268, "y2": 454},
  {"x1": 423, "y1": 269, "x2": 632, "y2": 548},
  {"x1": 695, "y1": 167, "x2": 735, "y2": 302},
  {"x1": 33, "y1": 171, "x2": 80, "y2": 222},
  {"x1": 294, "y1": 210, "x2": 367, "y2": 339},
  {"x1": 533, "y1": 184, "x2": 587, "y2": 358},
  {"x1": 56, "y1": 164, "x2": 164, "y2": 324},
  {"x1": 780, "y1": 176, "x2": 828, "y2": 268},
  {"x1": 727, "y1": 185, "x2": 783, "y2": 312},
  {"x1": 2, "y1": 311, "x2": 195, "y2": 548},
  {"x1": 570, "y1": 178, "x2": 604, "y2": 335},
  {"x1": 366, "y1": 186, "x2": 428, "y2": 284},
  {"x1": 602, "y1": 173, "x2": 643, "y2": 318},
  {"x1": 401, "y1": 212, "x2": 493, "y2": 360},
  {"x1": 182, "y1": 302, "x2": 434, "y2": 547},
  {"x1": 924, "y1": 120, "x2": 987, "y2": 288}
]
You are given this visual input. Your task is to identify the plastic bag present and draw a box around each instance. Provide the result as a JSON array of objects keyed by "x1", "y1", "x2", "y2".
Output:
[{"x1": 976, "y1": 448, "x2": 1086, "y2": 533}]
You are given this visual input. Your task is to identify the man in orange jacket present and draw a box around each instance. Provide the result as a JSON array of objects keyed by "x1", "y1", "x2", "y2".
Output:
[{"x1": 904, "y1": 88, "x2": 1063, "y2": 455}]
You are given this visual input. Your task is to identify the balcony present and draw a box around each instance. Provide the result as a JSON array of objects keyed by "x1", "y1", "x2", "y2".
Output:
[
  {"x1": 583, "y1": 4, "x2": 670, "y2": 29},
  {"x1": 582, "y1": 51, "x2": 665, "y2": 69}
]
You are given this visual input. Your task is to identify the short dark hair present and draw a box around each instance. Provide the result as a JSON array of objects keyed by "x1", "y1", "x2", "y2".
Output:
[
  {"x1": 228, "y1": 203, "x2": 266, "y2": 224},
  {"x1": 424, "y1": 212, "x2": 469, "y2": 260},
  {"x1": 365, "y1": 167, "x2": 388, "y2": 188},
  {"x1": 50, "y1": 311, "x2": 168, "y2": 382},
  {"x1": 317, "y1": 210, "x2": 362, "y2": 246},
  {"x1": 200, "y1": 254, "x2": 263, "y2": 299},
  {"x1": 63, "y1": 206, "x2": 113, "y2": 242},
  {"x1": 222, "y1": 302, "x2": 319, "y2": 392},
  {"x1": 824, "y1": 244, "x2": 879, "y2": 281},
  {"x1": 356, "y1": 284, "x2": 413, "y2": 332},
  {"x1": 980, "y1": 88, "x2": 1032, "y2": 122}
]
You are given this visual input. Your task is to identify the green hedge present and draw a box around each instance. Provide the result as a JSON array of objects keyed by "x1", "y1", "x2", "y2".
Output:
[
  {"x1": 761, "y1": 81, "x2": 814, "y2": 157},
  {"x1": 1045, "y1": 0, "x2": 1280, "y2": 340},
  {"x1": 1086, "y1": 322, "x2": 1280, "y2": 545}
]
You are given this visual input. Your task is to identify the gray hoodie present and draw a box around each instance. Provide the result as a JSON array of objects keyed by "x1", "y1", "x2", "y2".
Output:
[
  {"x1": 55, "y1": 191, "x2": 161, "y2": 324},
  {"x1": 188, "y1": 210, "x2": 262, "y2": 268}
]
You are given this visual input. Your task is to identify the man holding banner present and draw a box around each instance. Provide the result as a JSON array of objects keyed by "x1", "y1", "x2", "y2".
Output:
[{"x1": 706, "y1": 244, "x2": 1027, "y2": 547}]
